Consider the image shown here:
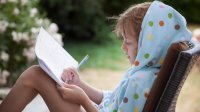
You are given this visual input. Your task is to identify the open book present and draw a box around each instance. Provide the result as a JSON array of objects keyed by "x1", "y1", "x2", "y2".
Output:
[{"x1": 35, "y1": 27, "x2": 87, "y2": 86}]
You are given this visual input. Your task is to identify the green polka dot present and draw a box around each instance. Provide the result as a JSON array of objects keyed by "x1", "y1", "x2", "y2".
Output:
[
  {"x1": 148, "y1": 21, "x2": 153, "y2": 27},
  {"x1": 113, "y1": 110, "x2": 117, "y2": 112},
  {"x1": 144, "y1": 53, "x2": 150, "y2": 59},
  {"x1": 134, "y1": 93, "x2": 139, "y2": 100},
  {"x1": 168, "y1": 13, "x2": 172, "y2": 19}
]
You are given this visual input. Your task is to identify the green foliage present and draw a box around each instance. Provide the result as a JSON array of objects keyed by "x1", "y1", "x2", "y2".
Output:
[
  {"x1": 163, "y1": 0, "x2": 200, "y2": 23},
  {"x1": 102, "y1": 0, "x2": 152, "y2": 16},
  {"x1": 39, "y1": 0, "x2": 112, "y2": 42},
  {"x1": 39, "y1": 0, "x2": 200, "y2": 44},
  {"x1": 0, "y1": 0, "x2": 62, "y2": 86}
]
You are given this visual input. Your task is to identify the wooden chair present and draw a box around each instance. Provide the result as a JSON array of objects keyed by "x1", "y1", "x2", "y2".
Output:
[{"x1": 143, "y1": 39, "x2": 200, "y2": 112}]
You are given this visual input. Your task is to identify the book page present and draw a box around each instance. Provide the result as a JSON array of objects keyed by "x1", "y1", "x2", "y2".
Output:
[{"x1": 35, "y1": 27, "x2": 78, "y2": 85}]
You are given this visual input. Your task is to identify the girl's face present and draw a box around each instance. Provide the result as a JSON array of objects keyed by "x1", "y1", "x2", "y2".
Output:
[{"x1": 121, "y1": 31, "x2": 138, "y2": 65}]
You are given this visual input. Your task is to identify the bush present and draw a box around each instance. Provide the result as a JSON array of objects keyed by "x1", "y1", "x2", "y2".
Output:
[
  {"x1": 40, "y1": 0, "x2": 112, "y2": 43},
  {"x1": 163, "y1": 0, "x2": 200, "y2": 24},
  {"x1": 102, "y1": 0, "x2": 149, "y2": 16},
  {"x1": 0, "y1": 0, "x2": 63, "y2": 86}
]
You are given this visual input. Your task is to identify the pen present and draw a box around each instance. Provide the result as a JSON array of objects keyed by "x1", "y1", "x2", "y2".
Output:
[{"x1": 77, "y1": 54, "x2": 89, "y2": 70}]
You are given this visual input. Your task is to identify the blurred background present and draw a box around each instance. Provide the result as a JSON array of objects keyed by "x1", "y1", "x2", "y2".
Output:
[{"x1": 0, "y1": 0, "x2": 200, "y2": 112}]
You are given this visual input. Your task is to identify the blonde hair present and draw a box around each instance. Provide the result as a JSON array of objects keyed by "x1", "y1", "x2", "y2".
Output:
[{"x1": 114, "y1": 2, "x2": 151, "y2": 42}]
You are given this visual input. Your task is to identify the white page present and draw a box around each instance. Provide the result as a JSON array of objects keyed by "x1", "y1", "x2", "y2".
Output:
[{"x1": 35, "y1": 27, "x2": 78, "y2": 85}]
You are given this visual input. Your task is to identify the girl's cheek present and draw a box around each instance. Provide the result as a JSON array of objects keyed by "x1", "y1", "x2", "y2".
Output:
[{"x1": 132, "y1": 50, "x2": 137, "y2": 59}]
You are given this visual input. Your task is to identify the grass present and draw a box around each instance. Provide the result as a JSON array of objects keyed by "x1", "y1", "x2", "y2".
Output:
[
  {"x1": 64, "y1": 35, "x2": 129, "y2": 70},
  {"x1": 176, "y1": 66, "x2": 200, "y2": 112}
]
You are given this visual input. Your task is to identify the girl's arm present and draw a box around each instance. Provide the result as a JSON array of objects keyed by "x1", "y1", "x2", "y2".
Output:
[
  {"x1": 82, "y1": 97, "x2": 99, "y2": 112},
  {"x1": 57, "y1": 84, "x2": 98, "y2": 112},
  {"x1": 77, "y1": 80, "x2": 103, "y2": 104},
  {"x1": 61, "y1": 67, "x2": 103, "y2": 104}
]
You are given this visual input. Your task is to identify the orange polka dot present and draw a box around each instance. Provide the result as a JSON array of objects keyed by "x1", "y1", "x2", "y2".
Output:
[
  {"x1": 159, "y1": 20, "x2": 164, "y2": 27},
  {"x1": 134, "y1": 61, "x2": 140, "y2": 66}
]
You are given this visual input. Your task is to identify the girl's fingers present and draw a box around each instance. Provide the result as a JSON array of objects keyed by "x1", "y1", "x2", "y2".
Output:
[
  {"x1": 67, "y1": 71, "x2": 71, "y2": 82},
  {"x1": 61, "y1": 73, "x2": 66, "y2": 82},
  {"x1": 69, "y1": 72, "x2": 73, "y2": 80},
  {"x1": 61, "y1": 72, "x2": 69, "y2": 83},
  {"x1": 68, "y1": 80, "x2": 73, "y2": 84},
  {"x1": 69, "y1": 67, "x2": 77, "y2": 74},
  {"x1": 62, "y1": 67, "x2": 78, "y2": 84},
  {"x1": 57, "y1": 84, "x2": 71, "y2": 93},
  {"x1": 63, "y1": 83, "x2": 72, "y2": 88}
]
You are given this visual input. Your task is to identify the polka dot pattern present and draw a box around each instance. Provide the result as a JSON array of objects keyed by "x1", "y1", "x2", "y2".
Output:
[
  {"x1": 134, "y1": 93, "x2": 139, "y2": 100},
  {"x1": 119, "y1": 109, "x2": 124, "y2": 112},
  {"x1": 134, "y1": 107, "x2": 139, "y2": 112},
  {"x1": 138, "y1": 74, "x2": 145, "y2": 78},
  {"x1": 168, "y1": 13, "x2": 172, "y2": 19},
  {"x1": 159, "y1": 58, "x2": 164, "y2": 65},
  {"x1": 123, "y1": 97, "x2": 128, "y2": 103},
  {"x1": 134, "y1": 60, "x2": 140, "y2": 66},
  {"x1": 159, "y1": 4, "x2": 165, "y2": 8},
  {"x1": 159, "y1": 20, "x2": 164, "y2": 27},
  {"x1": 148, "y1": 21, "x2": 154, "y2": 27},
  {"x1": 98, "y1": 1, "x2": 192, "y2": 112},
  {"x1": 144, "y1": 53, "x2": 150, "y2": 59},
  {"x1": 144, "y1": 89, "x2": 150, "y2": 98},
  {"x1": 147, "y1": 61, "x2": 154, "y2": 67},
  {"x1": 113, "y1": 110, "x2": 117, "y2": 112},
  {"x1": 144, "y1": 92, "x2": 149, "y2": 98},
  {"x1": 175, "y1": 24, "x2": 180, "y2": 30},
  {"x1": 147, "y1": 34, "x2": 153, "y2": 40}
]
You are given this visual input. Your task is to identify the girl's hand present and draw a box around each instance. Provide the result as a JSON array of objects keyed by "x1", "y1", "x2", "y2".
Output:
[
  {"x1": 57, "y1": 83, "x2": 89, "y2": 105},
  {"x1": 61, "y1": 67, "x2": 81, "y2": 85}
]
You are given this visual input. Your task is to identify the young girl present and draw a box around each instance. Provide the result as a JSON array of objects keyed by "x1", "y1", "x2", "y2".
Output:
[{"x1": 0, "y1": 1, "x2": 192, "y2": 112}]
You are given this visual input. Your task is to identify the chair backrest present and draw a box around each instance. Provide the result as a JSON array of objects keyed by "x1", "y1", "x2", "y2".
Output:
[{"x1": 143, "y1": 40, "x2": 200, "y2": 112}]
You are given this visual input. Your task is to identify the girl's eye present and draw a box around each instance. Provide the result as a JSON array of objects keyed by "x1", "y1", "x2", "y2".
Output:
[{"x1": 125, "y1": 41, "x2": 132, "y2": 45}]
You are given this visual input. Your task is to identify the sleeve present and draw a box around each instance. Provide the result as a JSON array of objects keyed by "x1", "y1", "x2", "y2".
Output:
[
  {"x1": 117, "y1": 80, "x2": 147, "y2": 112},
  {"x1": 102, "y1": 90, "x2": 113, "y2": 101},
  {"x1": 116, "y1": 72, "x2": 156, "y2": 112}
]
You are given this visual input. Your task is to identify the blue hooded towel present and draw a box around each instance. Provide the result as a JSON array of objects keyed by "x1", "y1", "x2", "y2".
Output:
[{"x1": 99, "y1": 1, "x2": 192, "y2": 112}]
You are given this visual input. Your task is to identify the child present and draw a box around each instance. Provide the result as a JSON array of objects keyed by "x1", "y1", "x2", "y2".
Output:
[{"x1": 0, "y1": 1, "x2": 192, "y2": 112}]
